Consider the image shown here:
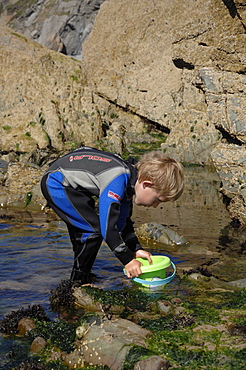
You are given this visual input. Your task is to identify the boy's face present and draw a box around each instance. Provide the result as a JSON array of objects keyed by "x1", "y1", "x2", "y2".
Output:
[{"x1": 134, "y1": 180, "x2": 167, "y2": 208}]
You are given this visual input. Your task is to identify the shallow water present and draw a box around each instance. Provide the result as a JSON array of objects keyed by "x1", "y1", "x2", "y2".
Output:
[{"x1": 0, "y1": 166, "x2": 245, "y2": 325}]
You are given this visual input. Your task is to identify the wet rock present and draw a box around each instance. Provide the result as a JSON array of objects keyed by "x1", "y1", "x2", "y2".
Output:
[
  {"x1": 186, "y1": 272, "x2": 207, "y2": 281},
  {"x1": 173, "y1": 306, "x2": 187, "y2": 316},
  {"x1": 18, "y1": 359, "x2": 48, "y2": 369},
  {"x1": 30, "y1": 336, "x2": 47, "y2": 353},
  {"x1": 73, "y1": 286, "x2": 123, "y2": 314},
  {"x1": 136, "y1": 222, "x2": 189, "y2": 246},
  {"x1": 219, "y1": 221, "x2": 246, "y2": 257},
  {"x1": 134, "y1": 355, "x2": 170, "y2": 370},
  {"x1": 63, "y1": 347, "x2": 84, "y2": 369},
  {"x1": 73, "y1": 286, "x2": 105, "y2": 313},
  {"x1": 76, "y1": 316, "x2": 151, "y2": 369},
  {"x1": 227, "y1": 278, "x2": 246, "y2": 289},
  {"x1": 18, "y1": 318, "x2": 36, "y2": 335},
  {"x1": 0, "y1": 159, "x2": 8, "y2": 184},
  {"x1": 157, "y1": 300, "x2": 172, "y2": 315},
  {"x1": 202, "y1": 257, "x2": 246, "y2": 283},
  {"x1": 1, "y1": 161, "x2": 45, "y2": 209}
]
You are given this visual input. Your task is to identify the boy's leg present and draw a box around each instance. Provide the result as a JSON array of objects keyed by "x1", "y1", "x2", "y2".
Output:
[
  {"x1": 67, "y1": 224, "x2": 103, "y2": 283},
  {"x1": 41, "y1": 172, "x2": 103, "y2": 283}
]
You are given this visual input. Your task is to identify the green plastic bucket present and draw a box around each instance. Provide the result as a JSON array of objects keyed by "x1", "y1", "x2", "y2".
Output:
[{"x1": 124, "y1": 255, "x2": 176, "y2": 288}]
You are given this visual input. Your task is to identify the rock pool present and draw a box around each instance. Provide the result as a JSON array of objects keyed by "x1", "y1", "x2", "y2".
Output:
[{"x1": 0, "y1": 166, "x2": 245, "y2": 369}]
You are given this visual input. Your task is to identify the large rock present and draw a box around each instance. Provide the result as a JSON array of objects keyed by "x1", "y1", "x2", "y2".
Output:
[
  {"x1": 211, "y1": 143, "x2": 246, "y2": 225},
  {"x1": 0, "y1": 25, "x2": 104, "y2": 154},
  {"x1": 82, "y1": 0, "x2": 246, "y2": 165},
  {"x1": 75, "y1": 316, "x2": 152, "y2": 369},
  {"x1": 0, "y1": 161, "x2": 45, "y2": 208}
]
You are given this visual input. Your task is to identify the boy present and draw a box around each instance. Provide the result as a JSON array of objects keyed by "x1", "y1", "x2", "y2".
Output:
[{"x1": 41, "y1": 147, "x2": 184, "y2": 284}]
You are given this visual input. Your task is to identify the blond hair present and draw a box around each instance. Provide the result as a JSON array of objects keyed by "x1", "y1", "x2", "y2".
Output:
[{"x1": 136, "y1": 151, "x2": 184, "y2": 201}]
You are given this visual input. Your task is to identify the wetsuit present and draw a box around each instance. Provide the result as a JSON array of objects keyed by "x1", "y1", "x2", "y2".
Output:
[{"x1": 41, "y1": 147, "x2": 143, "y2": 282}]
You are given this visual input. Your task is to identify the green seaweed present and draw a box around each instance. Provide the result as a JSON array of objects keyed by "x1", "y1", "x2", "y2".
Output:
[
  {"x1": 122, "y1": 345, "x2": 154, "y2": 370},
  {"x1": 82, "y1": 286, "x2": 169, "y2": 312},
  {"x1": 214, "y1": 288, "x2": 246, "y2": 310},
  {"x1": 29, "y1": 320, "x2": 76, "y2": 353},
  {"x1": 137, "y1": 314, "x2": 195, "y2": 332},
  {"x1": 146, "y1": 329, "x2": 246, "y2": 369},
  {"x1": 2, "y1": 282, "x2": 246, "y2": 369},
  {"x1": 184, "y1": 301, "x2": 220, "y2": 325}
]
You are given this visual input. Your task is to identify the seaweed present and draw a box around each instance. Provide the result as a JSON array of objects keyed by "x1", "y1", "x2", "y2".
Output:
[
  {"x1": 28, "y1": 320, "x2": 76, "y2": 353},
  {"x1": 0, "y1": 304, "x2": 49, "y2": 335},
  {"x1": 82, "y1": 286, "x2": 129, "y2": 307},
  {"x1": 49, "y1": 279, "x2": 75, "y2": 312},
  {"x1": 82, "y1": 286, "x2": 168, "y2": 312},
  {"x1": 214, "y1": 288, "x2": 246, "y2": 310},
  {"x1": 137, "y1": 314, "x2": 195, "y2": 332},
  {"x1": 17, "y1": 358, "x2": 49, "y2": 369},
  {"x1": 184, "y1": 301, "x2": 220, "y2": 325},
  {"x1": 122, "y1": 345, "x2": 154, "y2": 370}
]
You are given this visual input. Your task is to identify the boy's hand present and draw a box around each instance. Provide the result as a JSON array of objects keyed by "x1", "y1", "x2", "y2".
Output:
[
  {"x1": 125, "y1": 259, "x2": 143, "y2": 278},
  {"x1": 125, "y1": 251, "x2": 152, "y2": 278},
  {"x1": 135, "y1": 249, "x2": 152, "y2": 264}
]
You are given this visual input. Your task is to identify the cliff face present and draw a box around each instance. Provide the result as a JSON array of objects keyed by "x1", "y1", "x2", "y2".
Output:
[
  {"x1": 0, "y1": 25, "x2": 102, "y2": 155},
  {"x1": 0, "y1": 0, "x2": 246, "y2": 225},
  {"x1": 83, "y1": 0, "x2": 246, "y2": 162},
  {"x1": 0, "y1": 0, "x2": 105, "y2": 58}
]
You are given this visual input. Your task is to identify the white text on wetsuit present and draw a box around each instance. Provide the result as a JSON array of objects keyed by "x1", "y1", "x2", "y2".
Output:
[{"x1": 69, "y1": 155, "x2": 112, "y2": 162}]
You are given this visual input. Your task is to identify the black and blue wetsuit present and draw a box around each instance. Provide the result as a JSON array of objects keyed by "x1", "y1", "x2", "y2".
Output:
[{"x1": 41, "y1": 147, "x2": 143, "y2": 282}]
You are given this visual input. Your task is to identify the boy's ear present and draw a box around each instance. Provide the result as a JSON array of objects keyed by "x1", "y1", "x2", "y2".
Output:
[{"x1": 142, "y1": 180, "x2": 154, "y2": 189}]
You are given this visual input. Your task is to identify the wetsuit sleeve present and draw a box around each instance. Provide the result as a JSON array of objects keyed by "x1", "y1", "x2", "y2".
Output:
[
  {"x1": 98, "y1": 173, "x2": 135, "y2": 266},
  {"x1": 120, "y1": 202, "x2": 143, "y2": 252}
]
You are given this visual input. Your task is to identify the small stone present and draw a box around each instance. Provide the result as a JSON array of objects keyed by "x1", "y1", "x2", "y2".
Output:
[
  {"x1": 17, "y1": 318, "x2": 36, "y2": 335},
  {"x1": 171, "y1": 297, "x2": 182, "y2": 304},
  {"x1": 173, "y1": 306, "x2": 186, "y2": 315},
  {"x1": 158, "y1": 300, "x2": 172, "y2": 315},
  {"x1": 134, "y1": 355, "x2": 170, "y2": 370},
  {"x1": 30, "y1": 336, "x2": 47, "y2": 353}
]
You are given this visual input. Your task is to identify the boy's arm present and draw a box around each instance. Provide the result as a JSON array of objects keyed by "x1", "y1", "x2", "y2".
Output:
[
  {"x1": 98, "y1": 173, "x2": 136, "y2": 265},
  {"x1": 120, "y1": 200, "x2": 144, "y2": 252},
  {"x1": 98, "y1": 173, "x2": 151, "y2": 269}
]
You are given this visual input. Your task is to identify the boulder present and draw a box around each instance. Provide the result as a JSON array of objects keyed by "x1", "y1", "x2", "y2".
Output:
[
  {"x1": 75, "y1": 316, "x2": 151, "y2": 369},
  {"x1": 136, "y1": 222, "x2": 189, "y2": 246}
]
